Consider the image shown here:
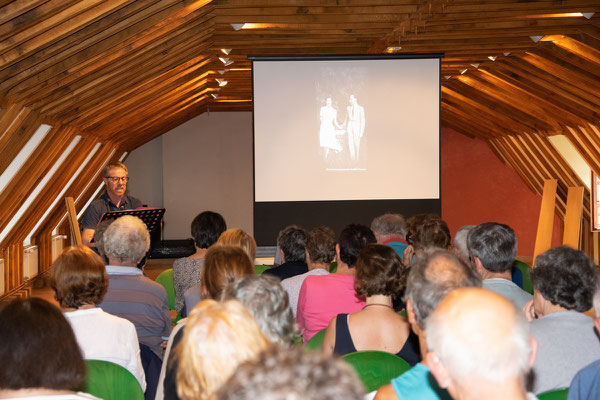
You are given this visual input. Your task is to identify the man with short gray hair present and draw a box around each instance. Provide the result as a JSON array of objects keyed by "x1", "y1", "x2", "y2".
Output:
[
  {"x1": 426, "y1": 288, "x2": 537, "y2": 400},
  {"x1": 371, "y1": 213, "x2": 408, "y2": 258},
  {"x1": 98, "y1": 215, "x2": 171, "y2": 360},
  {"x1": 375, "y1": 249, "x2": 481, "y2": 400},
  {"x1": 468, "y1": 222, "x2": 532, "y2": 309}
]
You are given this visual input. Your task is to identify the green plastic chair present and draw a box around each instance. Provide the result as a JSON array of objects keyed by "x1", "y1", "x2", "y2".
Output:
[
  {"x1": 329, "y1": 261, "x2": 337, "y2": 273},
  {"x1": 342, "y1": 351, "x2": 411, "y2": 393},
  {"x1": 537, "y1": 388, "x2": 569, "y2": 400},
  {"x1": 304, "y1": 328, "x2": 326, "y2": 352},
  {"x1": 255, "y1": 264, "x2": 271, "y2": 275},
  {"x1": 156, "y1": 268, "x2": 176, "y2": 309},
  {"x1": 82, "y1": 359, "x2": 144, "y2": 400},
  {"x1": 513, "y1": 260, "x2": 533, "y2": 295},
  {"x1": 399, "y1": 309, "x2": 408, "y2": 318}
]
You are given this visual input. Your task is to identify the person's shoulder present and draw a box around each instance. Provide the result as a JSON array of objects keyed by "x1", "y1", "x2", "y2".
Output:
[{"x1": 128, "y1": 195, "x2": 142, "y2": 208}]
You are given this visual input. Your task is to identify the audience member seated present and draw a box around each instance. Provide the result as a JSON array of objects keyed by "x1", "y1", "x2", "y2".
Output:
[
  {"x1": 375, "y1": 249, "x2": 481, "y2": 400},
  {"x1": 173, "y1": 211, "x2": 226, "y2": 314},
  {"x1": 92, "y1": 218, "x2": 113, "y2": 263},
  {"x1": 322, "y1": 244, "x2": 419, "y2": 364},
  {"x1": 0, "y1": 298, "x2": 96, "y2": 399},
  {"x1": 402, "y1": 215, "x2": 450, "y2": 266},
  {"x1": 525, "y1": 246, "x2": 600, "y2": 394},
  {"x1": 426, "y1": 288, "x2": 537, "y2": 400},
  {"x1": 50, "y1": 246, "x2": 146, "y2": 391},
  {"x1": 222, "y1": 274, "x2": 298, "y2": 347},
  {"x1": 98, "y1": 215, "x2": 171, "y2": 360},
  {"x1": 568, "y1": 276, "x2": 600, "y2": 400},
  {"x1": 162, "y1": 245, "x2": 255, "y2": 400},
  {"x1": 216, "y1": 228, "x2": 257, "y2": 264},
  {"x1": 176, "y1": 300, "x2": 271, "y2": 400},
  {"x1": 449, "y1": 225, "x2": 474, "y2": 264},
  {"x1": 263, "y1": 225, "x2": 308, "y2": 281},
  {"x1": 217, "y1": 347, "x2": 365, "y2": 400},
  {"x1": 371, "y1": 213, "x2": 409, "y2": 258},
  {"x1": 297, "y1": 224, "x2": 376, "y2": 343},
  {"x1": 281, "y1": 226, "x2": 335, "y2": 316},
  {"x1": 467, "y1": 222, "x2": 532, "y2": 309}
]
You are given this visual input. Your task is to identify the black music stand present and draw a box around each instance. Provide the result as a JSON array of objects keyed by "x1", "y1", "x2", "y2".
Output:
[{"x1": 99, "y1": 208, "x2": 165, "y2": 243}]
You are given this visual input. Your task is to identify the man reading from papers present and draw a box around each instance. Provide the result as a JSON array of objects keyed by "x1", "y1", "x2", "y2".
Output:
[{"x1": 80, "y1": 161, "x2": 142, "y2": 247}]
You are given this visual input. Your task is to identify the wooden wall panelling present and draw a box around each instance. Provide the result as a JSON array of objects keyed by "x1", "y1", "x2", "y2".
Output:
[
  {"x1": 0, "y1": 125, "x2": 74, "y2": 235},
  {"x1": 31, "y1": 142, "x2": 116, "y2": 239},
  {"x1": 0, "y1": 137, "x2": 97, "y2": 248},
  {"x1": 0, "y1": 102, "x2": 29, "y2": 148},
  {"x1": 563, "y1": 186, "x2": 585, "y2": 248},
  {"x1": 0, "y1": 107, "x2": 41, "y2": 176},
  {"x1": 533, "y1": 179, "x2": 558, "y2": 263}
]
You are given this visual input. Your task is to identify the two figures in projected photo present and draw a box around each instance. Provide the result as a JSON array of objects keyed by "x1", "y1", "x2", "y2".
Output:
[{"x1": 319, "y1": 95, "x2": 365, "y2": 163}]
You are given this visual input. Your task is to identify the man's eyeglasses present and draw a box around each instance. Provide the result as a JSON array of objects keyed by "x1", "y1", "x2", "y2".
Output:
[{"x1": 105, "y1": 176, "x2": 129, "y2": 183}]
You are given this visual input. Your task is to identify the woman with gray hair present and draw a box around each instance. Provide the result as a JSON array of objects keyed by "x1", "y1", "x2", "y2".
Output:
[{"x1": 222, "y1": 274, "x2": 299, "y2": 347}]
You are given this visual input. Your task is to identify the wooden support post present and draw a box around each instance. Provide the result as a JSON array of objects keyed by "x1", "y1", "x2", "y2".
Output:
[
  {"x1": 562, "y1": 186, "x2": 584, "y2": 249},
  {"x1": 65, "y1": 197, "x2": 82, "y2": 247},
  {"x1": 533, "y1": 179, "x2": 558, "y2": 265}
]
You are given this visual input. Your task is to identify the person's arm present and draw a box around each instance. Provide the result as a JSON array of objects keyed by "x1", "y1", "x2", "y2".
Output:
[
  {"x1": 296, "y1": 280, "x2": 308, "y2": 334},
  {"x1": 126, "y1": 322, "x2": 147, "y2": 392},
  {"x1": 374, "y1": 383, "x2": 397, "y2": 400},
  {"x1": 82, "y1": 228, "x2": 96, "y2": 248},
  {"x1": 321, "y1": 315, "x2": 337, "y2": 356}
]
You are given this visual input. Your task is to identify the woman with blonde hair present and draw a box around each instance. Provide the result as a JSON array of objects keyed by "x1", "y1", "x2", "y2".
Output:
[
  {"x1": 176, "y1": 299, "x2": 271, "y2": 400},
  {"x1": 217, "y1": 228, "x2": 257, "y2": 264}
]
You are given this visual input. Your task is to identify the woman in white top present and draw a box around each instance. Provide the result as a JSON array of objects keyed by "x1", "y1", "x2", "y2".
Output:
[
  {"x1": 50, "y1": 246, "x2": 146, "y2": 391},
  {"x1": 0, "y1": 297, "x2": 100, "y2": 399}
]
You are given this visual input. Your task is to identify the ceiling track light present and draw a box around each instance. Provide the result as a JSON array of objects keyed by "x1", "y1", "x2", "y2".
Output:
[
  {"x1": 218, "y1": 69, "x2": 229, "y2": 75},
  {"x1": 582, "y1": 12, "x2": 594, "y2": 19},
  {"x1": 503, "y1": 52, "x2": 511, "y2": 56},
  {"x1": 530, "y1": 35, "x2": 543, "y2": 43},
  {"x1": 470, "y1": 63, "x2": 479, "y2": 68},
  {"x1": 211, "y1": 94, "x2": 219, "y2": 99},
  {"x1": 231, "y1": 23, "x2": 245, "y2": 31},
  {"x1": 221, "y1": 48, "x2": 232, "y2": 55},
  {"x1": 215, "y1": 78, "x2": 228, "y2": 87},
  {"x1": 460, "y1": 68, "x2": 468, "y2": 75},
  {"x1": 488, "y1": 56, "x2": 497, "y2": 61}
]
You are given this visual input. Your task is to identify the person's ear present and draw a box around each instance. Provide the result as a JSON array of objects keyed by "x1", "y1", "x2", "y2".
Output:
[
  {"x1": 473, "y1": 257, "x2": 485, "y2": 275},
  {"x1": 335, "y1": 244, "x2": 341, "y2": 261},
  {"x1": 594, "y1": 318, "x2": 600, "y2": 335},
  {"x1": 406, "y1": 299, "x2": 417, "y2": 324},
  {"x1": 305, "y1": 248, "x2": 311, "y2": 264},
  {"x1": 426, "y1": 352, "x2": 452, "y2": 389},
  {"x1": 528, "y1": 336, "x2": 538, "y2": 368}
]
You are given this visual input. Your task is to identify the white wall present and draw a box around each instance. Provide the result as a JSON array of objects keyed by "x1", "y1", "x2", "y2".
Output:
[
  {"x1": 127, "y1": 136, "x2": 164, "y2": 208},
  {"x1": 161, "y1": 112, "x2": 253, "y2": 239}
]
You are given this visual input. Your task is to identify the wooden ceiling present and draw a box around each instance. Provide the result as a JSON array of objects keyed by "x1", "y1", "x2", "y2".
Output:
[{"x1": 0, "y1": 1, "x2": 599, "y2": 297}]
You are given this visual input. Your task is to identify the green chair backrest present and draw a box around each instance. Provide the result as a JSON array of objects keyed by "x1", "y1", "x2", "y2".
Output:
[
  {"x1": 329, "y1": 261, "x2": 337, "y2": 273},
  {"x1": 342, "y1": 351, "x2": 411, "y2": 393},
  {"x1": 304, "y1": 328, "x2": 326, "y2": 352},
  {"x1": 399, "y1": 309, "x2": 408, "y2": 318},
  {"x1": 513, "y1": 260, "x2": 533, "y2": 295},
  {"x1": 156, "y1": 268, "x2": 176, "y2": 310},
  {"x1": 537, "y1": 388, "x2": 569, "y2": 400},
  {"x1": 82, "y1": 359, "x2": 144, "y2": 400},
  {"x1": 255, "y1": 264, "x2": 271, "y2": 275}
]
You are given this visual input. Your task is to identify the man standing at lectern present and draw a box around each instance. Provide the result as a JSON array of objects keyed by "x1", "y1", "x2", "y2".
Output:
[
  {"x1": 346, "y1": 94, "x2": 365, "y2": 161},
  {"x1": 81, "y1": 161, "x2": 142, "y2": 248}
]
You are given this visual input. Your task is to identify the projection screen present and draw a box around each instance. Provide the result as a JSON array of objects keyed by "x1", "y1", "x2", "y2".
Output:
[{"x1": 252, "y1": 54, "x2": 442, "y2": 245}]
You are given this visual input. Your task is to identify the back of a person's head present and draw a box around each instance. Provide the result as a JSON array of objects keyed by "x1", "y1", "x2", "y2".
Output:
[
  {"x1": 217, "y1": 347, "x2": 365, "y2": 400},
  {"x1": 177, "y1": 299, "x2": 271, "y2": 400},
  {"x1": 93, "y1": 218, "x2": 114, "y2": 259},
  {"x1": 405, "y1": 249, "x2": 481, "y2": 327},
  {"x1": 217, "y1": 228, "x2": 257, "y2": 262},
  {"x1": 355, "y1": 243, "x2": 407, "y2": 298},
  {"x1": 202, "y1": 245, "x2": 254, "y2": 299},
  {"x1": 338, "y1": 224, "x2": 377, "y2": 267},
  {"x1": 306, "y1": 226, "x2": 336, "y2": 265},
  {"x1": 426, "y1": 288, "x2": 531, "y2": 386},
  {"x1": 532, "y1": 246, "x2": 597, "y2": 312},
  {"x1": 277, "y1": 225, "x2": 307, "y2": 263},
  {"x1": 411, "y1": 217, "x2": 451, "y2": 250},
  {"x1": 467, "y1": 222, "x2": 517, "y2": 273},
  {"x1": 191, "y1": 211, "x2": 227, "y2": 248},
  {"x1": 370, "y1": 213, "x2": 406, "y2": 239},
  {"x1": 0, "y1": 298, "x2": 86, "y2": 391},
  {"x1": 222, "y1": 275, "x2": 298, "y2": 347},
  {"x1": 451, "y1": 225, "x2": 475, "y2": 263},
  {"x1": 50, "y1": 246, "x2": 107, "y2": 308},
  {"x1": 103, "y1": 215, "x2": 150, "y2": 264},
  {"x1": 405, "y1": 213, "x2": 440, "y2": 244}
]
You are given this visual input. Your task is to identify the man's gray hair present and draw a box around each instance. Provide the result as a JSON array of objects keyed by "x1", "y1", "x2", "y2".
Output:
[
  {"x1": 217, "y1": 346, "x2": 364, "y2": 400},
  {"x1": 222, "y1": 275, "x2": 298, "y2": 347},
  {"x1": 452, "y1": 225, "x2": 475, "y2": 262},
  {"x1": 103, "y1": 216, "x2": 150, "y2": 264},
  {"x1": 370, "y1": 213, "x2": 406, "y2": 238},
  {"x1": 467, "y1": 222, "x2": 517, "y2": 273},
  {"x1": 405, "y1": 249, "x2": 481, "y2": 328}
]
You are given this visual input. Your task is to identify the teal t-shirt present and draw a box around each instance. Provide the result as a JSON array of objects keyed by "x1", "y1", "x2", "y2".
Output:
[{"x1": 391, "y1": 363, "x2": 452, "y2": 400}]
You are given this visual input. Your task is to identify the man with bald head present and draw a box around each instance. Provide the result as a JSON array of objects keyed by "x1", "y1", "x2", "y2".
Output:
[
  {"x1": 374, "y1": 249, "x2": 481, "y2": 400},
  {"x1": 426, "y1": 288, "x2": 537, "y2": 400}
]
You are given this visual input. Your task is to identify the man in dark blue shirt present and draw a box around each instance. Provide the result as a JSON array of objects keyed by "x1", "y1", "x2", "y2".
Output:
[{"x1": 80, "y1": 161, "x2": 142, "y2": 247}]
